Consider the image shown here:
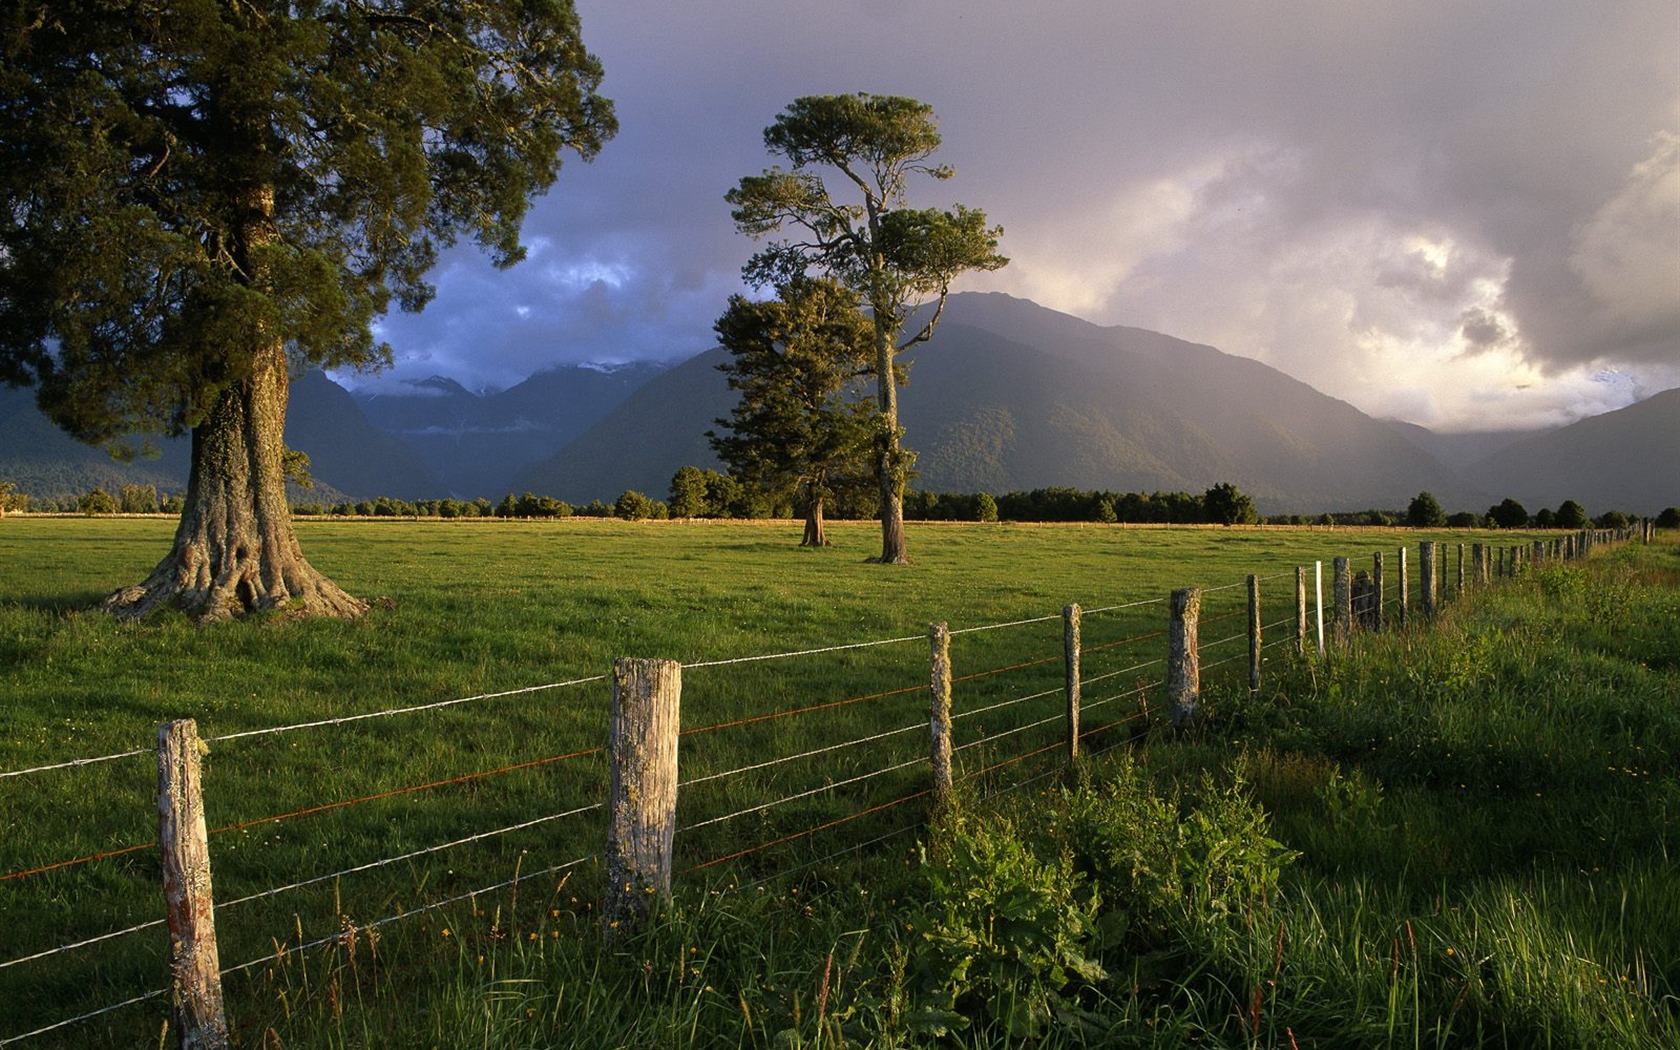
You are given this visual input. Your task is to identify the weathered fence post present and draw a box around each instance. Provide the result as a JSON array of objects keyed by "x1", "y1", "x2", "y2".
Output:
[
  {"x1": 1396, "y1": 546, "x2": 1409, "y2": 629},
  {"x1": 1295, "y1": 566, "x2": 1308, "y2": 655},
  {"x1": 1457, "y1": 543, "x2": 1466, "y2": 593},
  {"x1": 1314, "y1": 561, "x2": 1325, "y2": 654},
  {"x1": 1332, "y1": 557, "x2": 1352, "y2": 645},
  {"x1": 1437, "y1": 542, "x2": 1449, "y2": 602},
  {"x1": 1372, "y1": 551, "x2": 1386, "y2": 631},
  {"x1": 929, "y1": 622, "x2": 954, "y2": 814},
  {"x1": 605, "y1": 658, "x2": 681, "y2": 934},
  {"x1": 158, "y1": 719, "x2": 230, "y2": 1050},
  {"x1": 1419, "y1": 541, "x2": 1437, "y2": 620},
  {"x1": 1352, "y1": 570, "x2": 1377, "y2": 632},
  {"x1": 1247, "y1": 575, "x2": 1261, "y2": 691},
  {"x1": 1063, "y1": 604, "x2": 1081, "y2": 763},
  {"x1": 1167, "y1": 588, "x2": 1201, "y2": 728}
]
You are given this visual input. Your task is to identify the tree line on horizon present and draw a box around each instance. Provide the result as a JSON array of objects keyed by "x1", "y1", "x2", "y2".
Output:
[{"x1": 13, "y1": 475, "x2": 1674, "y2": 534}]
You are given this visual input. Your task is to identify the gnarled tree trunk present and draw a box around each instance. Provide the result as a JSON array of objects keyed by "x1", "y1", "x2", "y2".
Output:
[
  {"x1": 102, "y1": 342, "x2": 367, "y2": 623},
  {"x1": 102, "y1": 178, "x2": 364, "y2": 623},
  {"x1": 801, "y1": 492, "x2": 829, "y2": 547}
]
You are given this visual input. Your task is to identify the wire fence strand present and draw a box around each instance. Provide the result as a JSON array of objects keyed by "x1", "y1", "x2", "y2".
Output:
[
  {"x1": 207, "y1": 676, "x2": 608, "y2": 745},
  {"x1": 0, "y1": 748, "x2": 152, "y2": 782},
  {"x1": 0, "y1": 988, "x2": 167, "y2": 1047}
]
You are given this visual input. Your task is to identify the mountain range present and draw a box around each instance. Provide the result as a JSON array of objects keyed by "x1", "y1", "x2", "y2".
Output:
[{"x1": 2, "y1": 293, "x2": 1674, "y2": 515}]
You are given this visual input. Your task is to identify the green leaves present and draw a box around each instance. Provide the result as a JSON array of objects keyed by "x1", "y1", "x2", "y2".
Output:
[
  {"x1": 0, "y1": 0, "x2": 615, "y2": 439},
  {"x1": 727, "y1": 92, "x2": 1005, "y2": 307},
  {"x1": 710, "y1": 278, "x2": 876, "y2": 512}
]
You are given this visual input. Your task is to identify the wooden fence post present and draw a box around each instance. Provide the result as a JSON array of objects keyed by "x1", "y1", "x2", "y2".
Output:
[
  {"x1": 1438, "y1": 542, "x2": 1449, "y2": 601},
  {"x1": 1247, "y1": 575, "x2": 1261, "y2": 691},
  {"x1": 1419, "y1": 541, "x2": 1436, "y2": 620},
  {"x1": 929, "y1": 622, "x2": 954, "y2": 814},
  {"x1": 1457, "y1": 543, "x2": 1466, "y2": 593},
  {"x1": 1372, "y1": 551, "x2": 1386, "y2": 631},
  {"x1": 158, "y1": 719, "x2": 229, "y2": 1050},
  {"x1": 1167, "y1": 588, "x2": 1201, "y2": 728},
  {"x1": 1314, "y1": 561, "x2": 1325, "y2": 654},
  {"x1": 1063, "y1": 604, "x2": 1081, "y2": 763},
  {"x1": 1396, "y1": 546, "x2": 1409, "y2": 629},
  {"x1": 1332, "y1": 557, "x2": 1352, "y2": 645},
  {"x1": 1352, "y1": 570, "x2": 1377, "y2": 632},
  {"x1": 605, "y1": 658, "x2": 681, "y2": 934},
  {"x1": 1295, "y1": 566, "x2": 1308, "y2": 655}
]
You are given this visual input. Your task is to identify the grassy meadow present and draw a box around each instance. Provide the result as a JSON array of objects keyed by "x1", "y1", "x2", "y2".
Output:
[{"x1": 0, "y1": 516, "x2": 1675, "y2": 1047}]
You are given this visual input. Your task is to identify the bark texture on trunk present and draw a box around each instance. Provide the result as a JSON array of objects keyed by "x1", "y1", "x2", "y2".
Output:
[
  {"x1": 102, "y1": 173, "x2": 365, "y2": 623},
  {"x1": 873, "y1": 317, "x2": 908, "y2": 565},
  {"x1": 801, "y1": 494, "x2": 830, "y2": 547},
  {"x1": 102, "y1": 345, "x2": 366, "y2": 623},
  {"x1": 878, "y1": 486, "x2": 907, "y2": 564}
]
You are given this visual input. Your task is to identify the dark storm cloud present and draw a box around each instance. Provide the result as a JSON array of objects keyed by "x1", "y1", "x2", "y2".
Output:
[{"x1": 362, "y1": 0, "x2": 1680, "y2": 429}]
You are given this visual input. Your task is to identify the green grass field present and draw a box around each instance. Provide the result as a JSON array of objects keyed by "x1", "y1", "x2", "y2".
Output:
[{"x1": 1, "y1": 517, "x2": 1674, "y2": 1047}]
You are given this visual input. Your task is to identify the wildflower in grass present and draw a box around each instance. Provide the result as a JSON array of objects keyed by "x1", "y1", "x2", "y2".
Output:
[{"x1": 441, "y1": 928, "x2": 450, "y2": 938}]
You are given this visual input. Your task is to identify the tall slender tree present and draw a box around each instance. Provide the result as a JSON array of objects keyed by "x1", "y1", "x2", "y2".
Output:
[
  {"x1": 0, "y1": 0, "x2": 614, "y2": 620},
  {"x1": 710, "y1": 277, "x2": 876, "y2": 548},
  {"x1": 727, "y1": 94, "x2": 1005, "y2": 563}
]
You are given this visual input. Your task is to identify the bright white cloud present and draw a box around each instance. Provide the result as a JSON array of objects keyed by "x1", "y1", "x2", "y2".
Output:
[
  {"x1": 361, "y1": 0, "x2": 1680, "y2": 434},
  {"x1": 1569, "y1": 131, "x2": 1680, "y2": 338}
]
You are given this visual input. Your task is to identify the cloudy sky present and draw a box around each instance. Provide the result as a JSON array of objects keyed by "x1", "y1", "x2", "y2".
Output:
[{"x1": 366, "y1": 1, "x2": 1680, "y2": 434}]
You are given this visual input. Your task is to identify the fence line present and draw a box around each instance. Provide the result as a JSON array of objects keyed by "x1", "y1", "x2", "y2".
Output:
[
  {"x1": 5, "y1": 526, "x2": 1638, "y2": 1047},
  {"x1": 679, "y1": 720, "x2": 925, "y2": 789}
]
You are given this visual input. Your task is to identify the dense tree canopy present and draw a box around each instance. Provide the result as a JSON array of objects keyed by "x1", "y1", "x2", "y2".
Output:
[
  {"x1": 1202, "y1": 482, "x2": 1258, "y2": 526},
  {"x1": 1487, "y1": 498, "x2": 1530, "y2": 529},
  {"x1": 1555, "y1": 500, "x2": 1590, "y2": 530},
  {"x1": 728, "y1": 93, "x2": 1005, "y2": 563},
  {"x1": 0, "y1": 0, "x2": 614, "y2": 619},
  {"x1": 710, "y1": 278, "x2": 876, "y2": 547},
  {"x1": 1406, "y1": 491, "x2": 1447, "y2": 528}
]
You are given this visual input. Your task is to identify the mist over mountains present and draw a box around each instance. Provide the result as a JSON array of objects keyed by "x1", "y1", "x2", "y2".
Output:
[{"x1": 3, "y1": 294, "x2": 1674, "y2": 516}]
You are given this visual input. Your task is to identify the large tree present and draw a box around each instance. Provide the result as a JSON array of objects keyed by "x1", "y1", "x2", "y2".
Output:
[
  {"x1": 710, "y1": 277, "x2": 876, "y2": 548},
  {"x1": 0, "y1": 0, "x2": 614, "y2": 620},
  {"x1": 1406, "y1": 491, "x2": 1447, "y2": 529},
  {"x1": 727, "y1": 94, "x2": 1005, "y2": 563}
]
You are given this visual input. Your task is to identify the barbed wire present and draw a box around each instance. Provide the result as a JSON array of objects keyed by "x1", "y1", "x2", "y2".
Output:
[
  {"x1": 686, "y1": 789, "x2": 929, "y2": 873},
  {"x1": 1081, "y1": 658, "x2": 1165, "y2": 688},
  {"x1": 1, "y1": 745, "x2": 605, "y2": 885},
  {"x1": 680, "y1": 681, "x2": 921, "y2": 738},
  {"x1": 952, "y1": 652, "x2": 1061, "y2": 683},
  {"x1": 0, "y1": 988, "x2": 166, "y2": 1047},
  {"x1": 218, "y1": 852, "x2": 600, "y2": 981},
  {"x1": 0, "y1": 748, "x2": 152, "y2": 781},
  {"x1": 948, "y1": 612, "x2": 1061, "y2": 636},
  {"x1": 682, "y1": 632, "x2": 923, "y2": 670},
  {"x1": 954, "y1": 712, "x2": 1062, "y2": 754},
  {"x1": 1082, "y1": 596, "x2": 1166, "y2": 616},
  {"x1": 1084, "y1": 627, "x2": 1166, "y2": 653},
  {"x1": 677, "y1": 756, "x2": 925, "y2": 837},
  {"x1": 208, "y1": 675, "x2": 608, "y2": 745},
  {"x1": 953, "y1": 687, "x2": 1061, "y2": 722},
  {"x1": 680, "y1": 721, "x2": 923, "y2": 790}
]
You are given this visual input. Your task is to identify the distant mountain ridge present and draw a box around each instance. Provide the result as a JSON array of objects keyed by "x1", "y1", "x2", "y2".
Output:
[
  {"x1": 516, "y1": 293, "x2": 1500, "y2": 514},
  {"x1": 3, "y1": 294, "x2": 1674, "y2": 514},
  {"x1": 351, "y1": 361, "x2": 670, "y2": 496}
]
